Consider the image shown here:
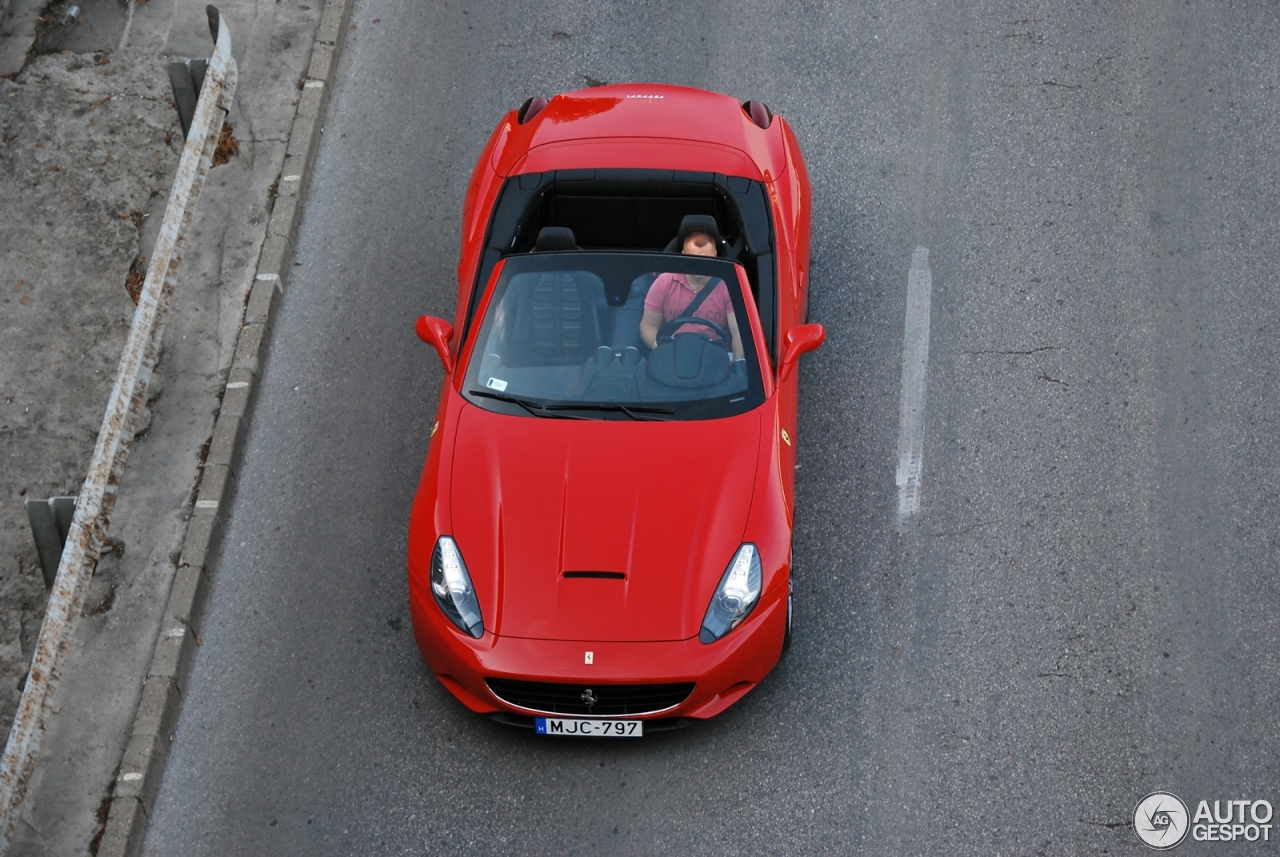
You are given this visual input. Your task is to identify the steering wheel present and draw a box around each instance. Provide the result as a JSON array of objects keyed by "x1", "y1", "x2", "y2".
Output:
[{"x1": 657, "y1": 316, "x2": 731, "y2": 346}]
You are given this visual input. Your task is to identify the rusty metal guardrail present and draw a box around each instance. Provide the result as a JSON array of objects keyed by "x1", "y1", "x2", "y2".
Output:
[{"x1": 0, "y1": 7, "x2": 237, "y2": 849}]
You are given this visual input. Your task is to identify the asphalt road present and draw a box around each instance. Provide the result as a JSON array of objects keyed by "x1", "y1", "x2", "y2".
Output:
[{"x1": 144, "y1": 2, "x2": 1280, "y2": 854}]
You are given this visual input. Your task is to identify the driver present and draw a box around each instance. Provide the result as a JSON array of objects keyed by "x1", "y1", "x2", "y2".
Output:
[{"x1": 639, "y1": 221, "x2": 745, "y2": 360}]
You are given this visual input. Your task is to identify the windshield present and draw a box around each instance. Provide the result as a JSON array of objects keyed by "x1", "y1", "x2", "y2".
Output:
[{"x1": 461, "y1": 252, "x2": 765, "y2": 420}]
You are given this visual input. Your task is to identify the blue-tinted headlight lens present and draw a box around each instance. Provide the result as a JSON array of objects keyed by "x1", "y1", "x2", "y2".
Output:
[
  {"x1": 699, "y1": 543, "x2": 762, "y2": 644},
  {"x1": 430, "y1": 536, "x2": 484, "y2": 638}
]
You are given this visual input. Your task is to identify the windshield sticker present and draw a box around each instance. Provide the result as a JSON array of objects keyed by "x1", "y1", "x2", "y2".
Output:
[{"x1": 486, "y1": 377, "x2": 508, "y2": 392}]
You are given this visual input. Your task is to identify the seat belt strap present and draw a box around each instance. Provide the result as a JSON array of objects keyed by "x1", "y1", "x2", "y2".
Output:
[{"x1": 681, "y1": 276, "x2": 722, "y2": 319}]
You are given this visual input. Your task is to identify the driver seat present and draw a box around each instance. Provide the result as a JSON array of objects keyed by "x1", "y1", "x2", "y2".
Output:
[
  {"x1": 664, "y1": 215, "x2": 723, "y2": 255},
  {"x1": 663, "y1": 215, "x2": 745, "y2": 259}
]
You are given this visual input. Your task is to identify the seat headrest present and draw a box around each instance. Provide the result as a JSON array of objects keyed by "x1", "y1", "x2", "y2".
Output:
[
  {"x1": 678, "y1": 215, "x2": 721, "y2": 244},
  {"x1": 534, "y1": 226, "x2": 579, "y2": 251},
  {"x1": 669, "y1": 215, "x2": 723, "y2": 255}
]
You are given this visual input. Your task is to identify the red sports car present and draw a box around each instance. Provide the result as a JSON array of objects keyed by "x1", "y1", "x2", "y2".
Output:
[{"x1": 409, "y1": 84, "x2": 824, "y2": 736}]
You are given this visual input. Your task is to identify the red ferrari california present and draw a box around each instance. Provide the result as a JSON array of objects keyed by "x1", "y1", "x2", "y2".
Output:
[{"x1": 408, "y1": 84, "x2": 824, "y2": 736}]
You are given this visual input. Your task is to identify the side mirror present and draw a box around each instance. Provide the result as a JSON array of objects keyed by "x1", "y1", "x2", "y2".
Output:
[
  {"x1": 780, "y1": 323, "x2": 825, "y2": 381},
  {"x1": 415, "y1": 315, "x2": 454, "y2": 374}
]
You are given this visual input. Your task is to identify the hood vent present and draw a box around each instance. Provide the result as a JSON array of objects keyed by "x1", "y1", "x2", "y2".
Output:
[{"x1": 562, "y1": 571, "x2": 626, "y2": 580}]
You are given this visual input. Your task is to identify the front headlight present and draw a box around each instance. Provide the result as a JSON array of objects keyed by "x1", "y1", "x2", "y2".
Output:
[
  {"x1": 431, "y1": 536, "x2": 484, "y2": 638},
  {"x1": 699, "y1": 543, "x2": 763, "y2": 644}
]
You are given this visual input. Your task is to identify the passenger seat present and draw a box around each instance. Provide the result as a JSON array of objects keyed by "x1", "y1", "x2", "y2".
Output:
[{"x1": 502, "y1": 228, "x2": 604, "y2": 366}]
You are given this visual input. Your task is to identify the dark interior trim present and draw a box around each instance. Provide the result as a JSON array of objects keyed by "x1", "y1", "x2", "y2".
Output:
[{"x1": 461, "y1": 169, "x2": 779, "y2": 363}]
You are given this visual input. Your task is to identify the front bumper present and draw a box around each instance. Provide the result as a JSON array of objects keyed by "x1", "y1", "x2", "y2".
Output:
[{"x1": 409, "y1": 579, "x2": 786, "y2": 721}]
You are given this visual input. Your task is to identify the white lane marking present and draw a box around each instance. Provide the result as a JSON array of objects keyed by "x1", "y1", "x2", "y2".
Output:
[
  {"x1": 195, "y1": 500, "x2": 219, "y2": 510},
  {"x1": 282, "y1": 175, "x2": 301, "y2": 182},
  {"x1": 121, "y1": 772, "x2": 142, "y2": 782},
  {"x1": 304, "y1": 80, "x2": 324, "y2": 88},
  {"x1": 255, "y1": 273, "x2": 280, "y2": 282},
  {"x1": 895, "y1": 247, "x2": 933, "y2": 530},
  {"x1": 226, "y1": 381, "x2": 249, "y2": 389}
]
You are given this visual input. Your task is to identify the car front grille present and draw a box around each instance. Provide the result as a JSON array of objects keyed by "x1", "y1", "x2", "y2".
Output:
[{"x1": 485, "y1": 678, "x2": 695, "y2": 716}]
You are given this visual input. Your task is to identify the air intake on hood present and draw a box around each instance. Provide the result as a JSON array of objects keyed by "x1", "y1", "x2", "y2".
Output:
[{"x1": 562, "y1": 571, "x2": 626, "y2": 580}]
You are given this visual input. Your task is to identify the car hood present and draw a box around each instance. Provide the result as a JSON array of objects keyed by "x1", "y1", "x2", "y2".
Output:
[{"x1": 450, "y1": 406, "x2": 762, "y2": 642}]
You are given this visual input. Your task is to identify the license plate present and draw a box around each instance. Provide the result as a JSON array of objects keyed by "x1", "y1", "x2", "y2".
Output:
[{"x1": 535, "y1": 717, "x2": 643, "y2": 737}]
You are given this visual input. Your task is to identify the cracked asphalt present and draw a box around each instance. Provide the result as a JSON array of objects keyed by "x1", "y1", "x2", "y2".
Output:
[{"x1": 145, "y1": 1, "x2": 1280, "y2": 854}]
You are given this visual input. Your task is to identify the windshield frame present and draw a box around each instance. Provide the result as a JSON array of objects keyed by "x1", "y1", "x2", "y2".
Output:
[{"x1": 454, "y1": 251, "x2": 771, "y2": 421}]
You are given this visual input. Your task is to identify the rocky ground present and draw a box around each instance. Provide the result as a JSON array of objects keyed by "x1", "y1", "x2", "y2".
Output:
[
  {"x1": 0, "y1": 43, "x2": 190, "y2": 734},
  {"x1": 0, "y1": 0, "x2": 325, "y2": 849}
]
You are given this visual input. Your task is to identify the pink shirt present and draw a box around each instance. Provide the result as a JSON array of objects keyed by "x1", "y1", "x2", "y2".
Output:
[{"x1": 644, "y1": 273, "x2": 733, "y2": 336}]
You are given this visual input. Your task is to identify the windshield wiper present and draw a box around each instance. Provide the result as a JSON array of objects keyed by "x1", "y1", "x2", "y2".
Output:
[
  {"x1": 544, "y1": 403, "x2": 676, "y2": 421},
  {"x1": 468, "y1": 390, "x2": 588, "y2": 419}
]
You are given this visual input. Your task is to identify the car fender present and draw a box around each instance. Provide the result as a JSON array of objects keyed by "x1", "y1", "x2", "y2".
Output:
[
  {"x1": 407, "y1": 384, "x2": 466, "y2": 590},
  {"x1": 740, "y1": 397, "x2": 794, "y2": 605}
]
